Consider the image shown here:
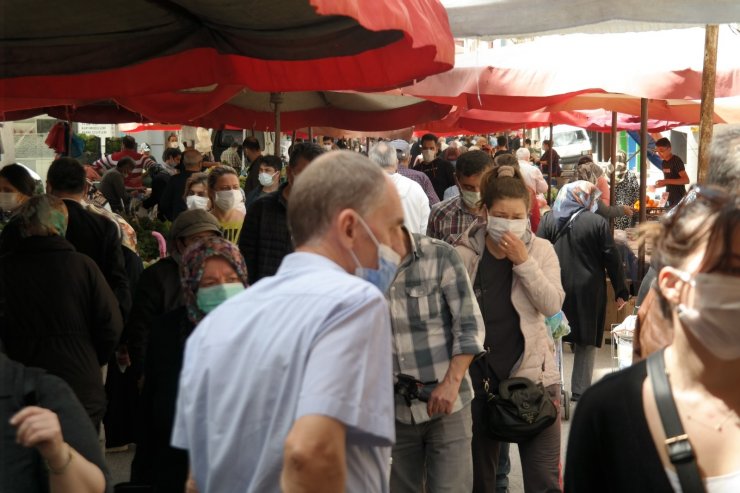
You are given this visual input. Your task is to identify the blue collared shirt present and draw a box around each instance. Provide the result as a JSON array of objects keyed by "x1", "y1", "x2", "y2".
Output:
[{"x1": 172, "y1": 252, "x2": 395, "y2": 493}]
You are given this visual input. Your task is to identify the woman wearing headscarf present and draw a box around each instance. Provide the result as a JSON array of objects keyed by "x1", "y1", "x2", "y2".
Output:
[
  {"x1": 576, "y1": 158, "x2": 634, "y2": 222},
  {"x1": 537, "y1": 181, "x2": 629, "y2": 401},
  {"x1": 131, "y1": 236, "x2": 248, "y2": 492},
  {"x1": 0, "y1": 195, "x2": 122, "y2": 430}
]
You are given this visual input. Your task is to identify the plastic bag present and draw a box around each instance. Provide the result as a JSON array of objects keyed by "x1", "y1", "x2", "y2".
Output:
[{"x1": 545, "y1": 311, "x2": 571, "y2": 339}]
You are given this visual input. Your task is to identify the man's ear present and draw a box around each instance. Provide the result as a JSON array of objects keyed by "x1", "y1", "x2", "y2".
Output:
[
  {"x1": 335, "y1": 209, "x2": 358, "y2": 249},
  {"x1": 45, "y1": 181, "x2": 52, "y2": 195},
  {"x1": 657, "y1": 266, "x2": 686, "y2": 306}
]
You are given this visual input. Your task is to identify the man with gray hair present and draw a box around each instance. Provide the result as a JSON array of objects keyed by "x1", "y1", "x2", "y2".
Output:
[
  {"x1": 708, "y1": 124, "x2": 740, "y2": 191},
  {"x1": 369, "y1": 141, "x2": 430, "y2": 235},
  {"x1": 172, "y1": 151, "x2": 405, "y2": 493}
]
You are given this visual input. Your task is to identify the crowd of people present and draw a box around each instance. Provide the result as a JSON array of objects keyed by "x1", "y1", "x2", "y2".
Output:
[{"x1": 0, "y1": 123, "x2": 737, "y2": 493}]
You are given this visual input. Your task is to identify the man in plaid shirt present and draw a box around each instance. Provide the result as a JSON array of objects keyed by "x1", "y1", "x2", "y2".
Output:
[
  {"x1": 387, "y1": 227, "x2": 485, "y2": 492},
  {"x1": 427, "y1": 150, "x2": 492, "y2": 246},
  {"x1": 219, "y1": 140, "x2": 243, "y2": 173}
]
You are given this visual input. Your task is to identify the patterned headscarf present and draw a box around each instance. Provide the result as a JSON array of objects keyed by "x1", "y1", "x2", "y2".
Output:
[
  {"x1": 180, "y1": 236, "x2": 248, "y2": 324},
  {"x1": 552, "y1": 180, "x2": 602, "y2": 227}
]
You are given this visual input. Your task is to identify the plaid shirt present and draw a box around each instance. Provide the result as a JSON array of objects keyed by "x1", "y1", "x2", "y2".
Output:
[
  {"x1": 388, "y1": 232, "x2": 485, "y2": 424},
  {"x1": 427, "y1": 196, "x2": 483, "y2": 246},
  {"x1": 397, "y1": 166, "x2": 440, "y2": 206},
  {"x1": 220, "y1": 146, "x2": 243, "y2": 172}
]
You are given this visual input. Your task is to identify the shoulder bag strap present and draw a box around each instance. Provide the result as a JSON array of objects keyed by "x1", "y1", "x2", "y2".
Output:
[
  {"x1": 647, "y1": 349, "x2": 706, "y2": 493},
  {"x1": 552, "y1": 209, "x2": 584, "y2": 244}
]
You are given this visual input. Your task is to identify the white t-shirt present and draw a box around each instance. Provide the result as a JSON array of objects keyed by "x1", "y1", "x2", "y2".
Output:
[{"x1": 389, "y1": 172, "x2": 430, "y2": 235}]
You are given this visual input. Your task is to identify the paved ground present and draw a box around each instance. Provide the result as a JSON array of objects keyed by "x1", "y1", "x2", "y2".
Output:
[{"x1": 105, "y1": 341, "x2": 617, "y2": 491}]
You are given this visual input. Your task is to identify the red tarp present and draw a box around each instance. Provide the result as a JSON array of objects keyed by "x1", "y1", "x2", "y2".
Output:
[{"x1": 0, "y1": 0, "x2": 454, "y2": 103}]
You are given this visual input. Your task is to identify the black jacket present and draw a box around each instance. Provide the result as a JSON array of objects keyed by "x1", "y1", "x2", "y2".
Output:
[
  {"x1": 159, "y1": 170, "x2": 196, "y2": 222},
  {"x1": 413, "y1": 158, "x2": 456, "y2": 201},
  {"x1": 125, "y1": 257, "x2": 182, "y2": 376},
  {"x1": 143, "y1": 171, "x2": 172, "y2": 221},
  {"x1": 0, "y1": 236, "x2": 123, "y2": 426},
  {"x1": 0, "y1": 354, "x2": 112, "y2": 493},
  {"x1": 238, "y1": 183, "x2": 293, "y2": 283},
  {"x1": 537, "y1": 211, "x2": 628, "y2": 347},
  {"x1": 565, "y1": 360, "x2": 674, "y2": 493},
  {"x1": 131, "y1": 306, "x2": 192, "y2": 491},
  {"x1": 63, "y1": 199, "x2": 132, "y2": 319},
  {"x1": 0, "y1": 201, "x2": 131, "y2": 320}
]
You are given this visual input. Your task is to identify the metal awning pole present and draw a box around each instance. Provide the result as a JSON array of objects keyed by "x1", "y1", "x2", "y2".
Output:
[
  {"x1": 610, "y1": 112, "x2": 618, "y2": 233},
  {"x1": 271, "y1": 92, "x2": 284, "y2": 158},
  {"x1": 547, "y1": 122, "x2": 553, "y2": 205},
  {"x1": 698, "y1": 24, "x2": 719, "y2": 183},
  {"x1": 638, "y1": 99, "x2": 648, "y2": 283}
]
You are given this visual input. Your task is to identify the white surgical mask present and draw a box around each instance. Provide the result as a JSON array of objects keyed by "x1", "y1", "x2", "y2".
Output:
[
  {"x1": 169, "y1": 142, "x2": 179, "y2": 148},
  {"x1": 675, "y1": 272, "x2": 740, "y2": 360},
  {"x1": 258, "y1": 171, "x2": 277, "y2": 187},
  {"x1": 487, "y1": 216, "x2": 529, "y2": 243},
  {"x1": 460, "y1": 190, "x2": 480, "y2": 209},
  {"x1": 186, "y1": 195, "x2": 209, "y2": 210},
  {"x1": 323, "y1": 144, "x2": 333, "y2": 151},
  {"x1": 214, "y1": 189, "x2": 241, "y2": 212},
  {"x1": 421, "y1": 149, "x2": 436, "y2": 163},
  {"x1": 0, "y1": 192, "x2": 20, "y2": 211}
]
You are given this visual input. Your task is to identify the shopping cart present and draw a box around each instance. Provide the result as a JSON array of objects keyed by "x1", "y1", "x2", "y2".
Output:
[
  {"x1": 546, "y1": 311, "x2": 571, "y2": 421},
  {"x1": 554, "y1": 336, "x2": 570, "y2": 420}
]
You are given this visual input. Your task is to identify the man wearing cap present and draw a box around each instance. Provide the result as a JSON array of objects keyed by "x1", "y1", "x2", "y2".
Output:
[
  {"x1": 391, "y1": 139, "x2": 440, "y2": 206},
  {"x1": 125, "y1": 209, "x2": 222, "y2": 381},
  {"x1": 369, "y1": 142, "x2": 430, "y2": 235},
  {"x1": 427, "y1": 151, "x2": 492, "y2": 246}
]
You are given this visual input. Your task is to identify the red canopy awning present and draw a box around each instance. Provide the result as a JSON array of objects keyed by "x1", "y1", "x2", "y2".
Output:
[
  {"x1": 0, "y1": 0, "x2": 454, "y2": 102},
  {"x1": 1, "y1": 88, "x2": 453, "y2": 133}
]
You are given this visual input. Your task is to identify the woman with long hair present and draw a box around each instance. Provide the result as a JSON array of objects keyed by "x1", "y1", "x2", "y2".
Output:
[{"x1": 207, "y1": 166, "x2": 245, "y2": 244}]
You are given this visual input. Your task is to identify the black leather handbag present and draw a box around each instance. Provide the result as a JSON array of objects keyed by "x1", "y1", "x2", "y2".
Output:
[{"x1": 482, "y1": 376, "x2": 558, "y2": 443}]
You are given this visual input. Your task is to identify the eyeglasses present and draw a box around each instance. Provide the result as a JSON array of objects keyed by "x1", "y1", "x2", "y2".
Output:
[{"x1": 663, "y1": 185, "x2": 731, "y2": 224}]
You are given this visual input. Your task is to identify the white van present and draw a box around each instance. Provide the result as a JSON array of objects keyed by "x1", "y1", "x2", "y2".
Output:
[{"x1": 542, "y1": 125, "x2": 593, "y2": 167}]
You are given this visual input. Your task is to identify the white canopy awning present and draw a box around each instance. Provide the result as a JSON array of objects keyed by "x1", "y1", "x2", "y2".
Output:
[{"x1": 442, "y1": 0, "x2": 740, "y2": 38}]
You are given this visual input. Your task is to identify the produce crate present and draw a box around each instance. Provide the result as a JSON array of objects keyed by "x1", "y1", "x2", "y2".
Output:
[{"x1": 646, "y1": 207, "x2": 666, "y2": 221}]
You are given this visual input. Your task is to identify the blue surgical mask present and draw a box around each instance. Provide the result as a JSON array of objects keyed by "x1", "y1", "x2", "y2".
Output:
[
  {"x1": 196, "y1": 282, "x2": 245, "y2": 314},
  {"x1": 348, "y1": 215, "x2": 401, "y2": 294}
]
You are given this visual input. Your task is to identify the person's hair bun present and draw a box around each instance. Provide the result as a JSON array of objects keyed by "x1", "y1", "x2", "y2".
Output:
[{"x1": 497, "y1": 165, "x2": 516, "y2": 178}]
